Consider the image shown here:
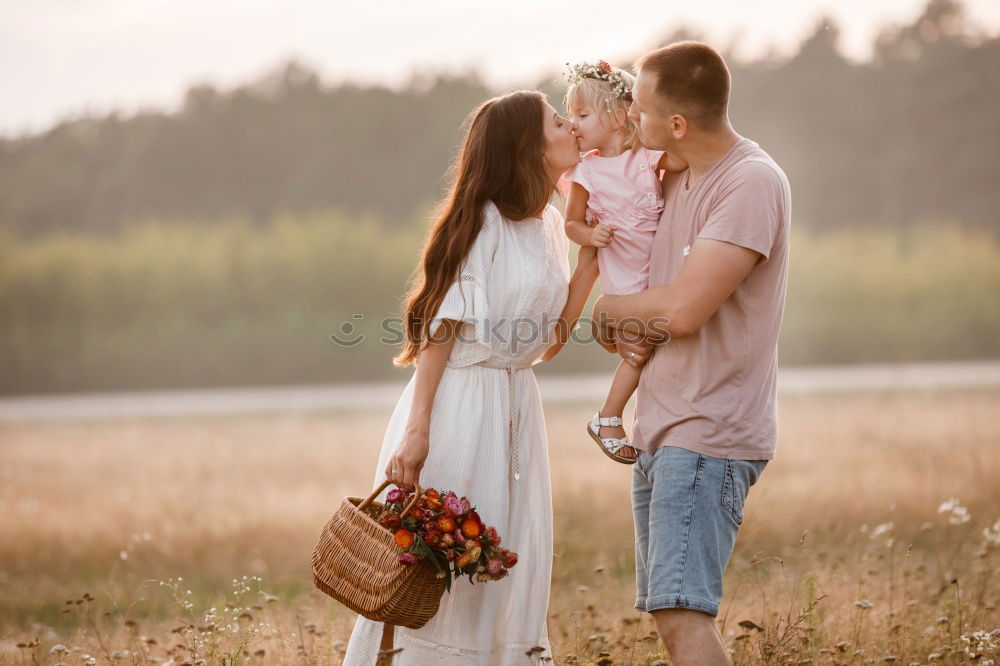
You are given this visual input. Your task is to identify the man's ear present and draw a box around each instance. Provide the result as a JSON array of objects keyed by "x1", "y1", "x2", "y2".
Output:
[{"x1": 670, "y1": 114, "x2": 687, "y2": 140}]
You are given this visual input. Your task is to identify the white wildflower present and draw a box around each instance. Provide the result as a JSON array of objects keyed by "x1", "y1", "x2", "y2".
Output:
[
  {"x1": 982, "y1": 519, "x2": 1000, "y2": 547},
  {"x1": 938, "y1": 497, "x2": 971, "y2": 525},
  {"x1": 960, "y1": 629, "x2": 999, "y2": 658},
  {"x1": 871, "y1": 522, "x2": 894, "y2": 539}
]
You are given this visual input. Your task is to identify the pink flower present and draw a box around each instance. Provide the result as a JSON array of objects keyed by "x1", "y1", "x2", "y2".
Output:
[
  {"x1": 487, "y1": 559, "x2": 502, "y2": 575},
  {"x1": 397, "y1": 552, "x2": 418, "y2": 566},
  {"x1": 443, "y1": 495, "x2": 463, "y2": 517},
  {"x1": 386, "y1": 488, "x2": 406, "y2": 504},
  {"x1": 453, "y1": 529, "x2": 465, "y2": 545},
  {"x1": 459, "y1": 498, "x2": 471, "y2": 514}
]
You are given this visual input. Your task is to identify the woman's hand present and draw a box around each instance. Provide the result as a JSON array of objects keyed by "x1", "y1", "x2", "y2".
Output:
[{"x1": 385, "y1": 425, "x2": 430, "y2": 492}]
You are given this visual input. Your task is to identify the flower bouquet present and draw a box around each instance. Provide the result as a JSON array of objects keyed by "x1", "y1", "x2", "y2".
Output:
[{"x1": 377, "y1": 486, "x2": 518, "y2": 592}]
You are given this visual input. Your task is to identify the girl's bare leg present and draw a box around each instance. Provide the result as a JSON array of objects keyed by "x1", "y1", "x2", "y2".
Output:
[{"x1": 599, "y1": 359, "x2": 642, "y2": 459}]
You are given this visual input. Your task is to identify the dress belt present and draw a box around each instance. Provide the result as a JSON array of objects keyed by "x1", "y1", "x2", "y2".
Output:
[{"x1": 475, "y1": 359, "x2": 534, "y2": 481}]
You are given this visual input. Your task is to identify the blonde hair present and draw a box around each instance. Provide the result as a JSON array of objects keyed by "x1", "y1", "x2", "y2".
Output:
[{"x1": 563, "y1": 70, "x2": 641, "y2": 151}]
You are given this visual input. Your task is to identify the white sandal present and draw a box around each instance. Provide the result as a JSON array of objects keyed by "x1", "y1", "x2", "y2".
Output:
[{"x1": 586, "y1": 412, "x2": 637, "y2": 465}]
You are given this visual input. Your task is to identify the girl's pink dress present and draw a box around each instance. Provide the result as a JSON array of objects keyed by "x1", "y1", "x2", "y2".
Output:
[{"x1": 564, "y1": 146, "x2": 665, "y2": 295}]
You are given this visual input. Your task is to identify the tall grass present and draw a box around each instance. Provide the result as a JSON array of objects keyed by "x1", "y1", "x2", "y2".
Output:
[
  {"x1": 1, "y1": 388, "x2": 998, "y2": 663},
  {"x1": 1, "y1": 217, "x2": 998, "y2": 394}
]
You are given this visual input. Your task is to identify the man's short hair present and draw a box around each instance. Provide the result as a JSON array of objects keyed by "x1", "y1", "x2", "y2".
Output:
[{"x1": 635, "y1": 41, "x2": 731, "y2": 128}]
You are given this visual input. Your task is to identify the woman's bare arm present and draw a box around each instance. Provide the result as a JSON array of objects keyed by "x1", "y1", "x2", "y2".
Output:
[
  {"x1": 539, "y1": 245, "x2": 599, "y2": 362},
  {"x1": 385, "y1": 317, "x2": 459, "y2": 490}
]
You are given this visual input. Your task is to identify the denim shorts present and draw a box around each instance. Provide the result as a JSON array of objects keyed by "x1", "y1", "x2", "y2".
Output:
[{"x1": 632, "y1": 445, "x2": 767, "y2": 617}]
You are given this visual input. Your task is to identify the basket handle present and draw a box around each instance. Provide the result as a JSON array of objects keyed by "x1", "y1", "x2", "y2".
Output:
[{"x1": 357, "y1": 479, "x2": 423, "y2": 518}]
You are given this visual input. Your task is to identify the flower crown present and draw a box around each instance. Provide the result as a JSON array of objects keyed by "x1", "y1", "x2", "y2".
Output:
[{"x1": 564, "y1": 60, "x2": 633, "y2": 103}]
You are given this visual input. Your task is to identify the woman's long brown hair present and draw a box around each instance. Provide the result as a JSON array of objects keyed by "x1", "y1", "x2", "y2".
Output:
[{"x1": 393, "y1": 90, "x2": 554, "y2": 367}]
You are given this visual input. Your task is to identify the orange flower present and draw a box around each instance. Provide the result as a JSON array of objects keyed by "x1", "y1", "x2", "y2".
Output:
[
  {"x1": 379, "y1": 513, "x2": 401, "y2": 530},
  {"x1": 424, "y1": 488, "x2": 443, "y2": 509},
  {"x1": 461, "y1": 518, "x2": 482, "y2": 539},
  {"x1": 456, "y1": 545, "x2": 482, "y2": 569},
  {"x1": 394, "y1": 529, "x2": 415, "y2": 549},
  {"x1": 436, "y1": 516, "x2": 456, "y2": 533}
]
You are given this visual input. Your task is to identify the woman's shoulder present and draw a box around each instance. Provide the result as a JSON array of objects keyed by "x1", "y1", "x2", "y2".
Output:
[
  {"x1": 471, "y1": 201, "x2": 504, "y2": 252},
  {"x1": 544, "y1": 202, "x2": 564, "y2": 221},
  {"x1": 481, "y1": 199, "x2": 507, "y2": 223},
  {"x1": 481, "y1": 199, "x2": 561, "y2": 224}
]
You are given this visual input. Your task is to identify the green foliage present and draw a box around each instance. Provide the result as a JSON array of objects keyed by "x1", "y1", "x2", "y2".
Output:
[
  {"x1": 0, "y1": 211, "x2": 423, "y2": 393},
  {"x1": 0, "y1": 214, "x2": 997, "y2": 394},
  {"x1": 780, "y1": 221, "x2": 1000, "y2": 364}
]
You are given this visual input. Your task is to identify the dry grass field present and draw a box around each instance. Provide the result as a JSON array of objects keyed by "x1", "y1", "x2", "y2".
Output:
[{"x1": 1, "y1": 386, "x2": 999, "y2": 665}]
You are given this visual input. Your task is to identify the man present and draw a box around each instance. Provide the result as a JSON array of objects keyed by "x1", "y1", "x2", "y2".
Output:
[{"x1": 591, "y1": 42, "x2": 791, "y2": 664}]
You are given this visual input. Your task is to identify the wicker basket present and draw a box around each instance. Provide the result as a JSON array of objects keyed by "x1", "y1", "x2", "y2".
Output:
[{"x1": 311, "y1": 480, "x2": 447, "y2": 629}]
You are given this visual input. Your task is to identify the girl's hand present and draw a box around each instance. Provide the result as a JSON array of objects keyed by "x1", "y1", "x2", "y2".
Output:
[
  {"x1": 385, "y1": 425, "x2": 429, "y2": 491},
  {"x1": 590, "y1": 223, "x2": 614, "y2": 248}
]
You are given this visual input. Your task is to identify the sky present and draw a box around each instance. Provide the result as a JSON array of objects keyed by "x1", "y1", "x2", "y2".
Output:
[{"x1": 1, "y1": 0, "x2": 998, "y2": 137}]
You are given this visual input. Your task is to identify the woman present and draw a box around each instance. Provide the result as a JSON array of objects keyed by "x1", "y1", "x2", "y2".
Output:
[{"x1": 341, "y1": 89, "x2": 596, "y2": 665}]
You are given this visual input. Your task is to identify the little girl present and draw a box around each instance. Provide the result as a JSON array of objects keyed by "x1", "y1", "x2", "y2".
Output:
[{"x1": 562, "y1": 60, "x2": 688, "y2": 464}]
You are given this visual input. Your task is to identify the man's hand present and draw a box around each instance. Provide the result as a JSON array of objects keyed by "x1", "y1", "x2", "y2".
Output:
[
  {"x1": 592, "y1": 313, "x2": 655, "y2": 367},
  {"x1": 616, "y1": 336, "x2": 654, "y2": 368}
]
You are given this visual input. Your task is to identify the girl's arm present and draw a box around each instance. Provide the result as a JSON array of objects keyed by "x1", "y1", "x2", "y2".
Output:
[
  {"x1": 385, "y1": 318, "x2": 459, "y2": 490},
  {"x1": 565, "y1": 182, "x2": 614, "y2": 248},
  {"x1": 657, "y1": 151, "x2": 689, "y2": 173},
  {"x1": 539, "y1": 245, "x2": 599, "y2": 362}
]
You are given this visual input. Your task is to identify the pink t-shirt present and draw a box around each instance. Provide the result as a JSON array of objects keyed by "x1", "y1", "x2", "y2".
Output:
[
  {"x1": 564, "y1": 146, "x2": 665, "y2": 295},
  {"x1": 631, "y1": 137, "x2": 791, "y2": 461}
]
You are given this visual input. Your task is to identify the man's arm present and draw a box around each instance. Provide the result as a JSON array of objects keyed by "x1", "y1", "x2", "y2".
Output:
[{"x1": 593, "y1": 238, "x2": 761, "y2": 344}]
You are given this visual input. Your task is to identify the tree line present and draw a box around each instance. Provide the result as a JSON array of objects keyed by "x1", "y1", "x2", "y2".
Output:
[{"x1": 0, "y1": 0, "x2": 996, "y2": 239}]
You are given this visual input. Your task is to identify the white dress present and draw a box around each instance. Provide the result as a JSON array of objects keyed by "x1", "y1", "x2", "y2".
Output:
[{"x1": 342, "y1": 200, "x2": 570, "y2": 665}]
